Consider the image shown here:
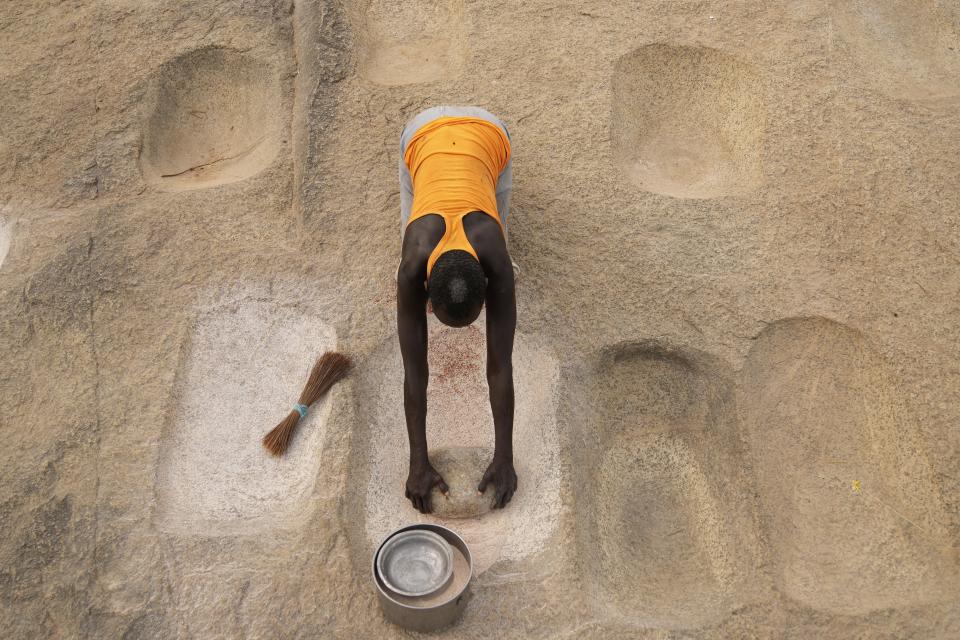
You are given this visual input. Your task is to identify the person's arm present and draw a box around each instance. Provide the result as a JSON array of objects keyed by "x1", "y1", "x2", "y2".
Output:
[
  {"x1": 478, "y1": 253, "x2": 518, "y2": 508},
  {"x1": 397, "y1": 258, "x2": 448, "y2": 513}
]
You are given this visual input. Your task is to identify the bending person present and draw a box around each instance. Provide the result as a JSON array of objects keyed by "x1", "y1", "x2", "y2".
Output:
[{"x1": 396, "y1": 106, "x2": 517, "y2": 514}]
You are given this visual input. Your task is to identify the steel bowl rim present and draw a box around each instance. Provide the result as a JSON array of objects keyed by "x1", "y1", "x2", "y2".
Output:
[
  {"x1": 376, "y1": 529, "x2": 454, "y2": 597},
  {"x1": 372, "y1": 524, "x2": 473, "y2": 610}
]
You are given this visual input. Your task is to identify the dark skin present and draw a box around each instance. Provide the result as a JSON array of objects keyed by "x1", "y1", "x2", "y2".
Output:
[{"x1": 397, "y1": 210, "x2": 517, "y2": 514}]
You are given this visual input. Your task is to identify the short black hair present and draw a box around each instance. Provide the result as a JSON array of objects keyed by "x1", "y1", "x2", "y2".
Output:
[{"x1": 428, "y1": 250, "x2": 486, "y2": 325}]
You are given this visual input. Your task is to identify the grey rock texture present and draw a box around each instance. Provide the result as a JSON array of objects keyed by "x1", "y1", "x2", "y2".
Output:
[{"x1": 1, "y1": 0, "x2": 959, "y2": 638}]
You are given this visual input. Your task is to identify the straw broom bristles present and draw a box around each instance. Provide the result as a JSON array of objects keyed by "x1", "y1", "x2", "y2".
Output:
[{"x1": 263, "y1": 351, "x2": 351, "y2": 456}]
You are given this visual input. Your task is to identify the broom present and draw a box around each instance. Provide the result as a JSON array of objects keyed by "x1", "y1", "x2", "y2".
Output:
[{"x1": 263, "y1": 351, "x2": 351, "y2": 456}]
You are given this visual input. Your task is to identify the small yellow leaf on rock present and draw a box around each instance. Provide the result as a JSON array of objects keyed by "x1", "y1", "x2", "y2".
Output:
[{"x1": 852, "y1": 479, "x2": 861, "y2": 493}]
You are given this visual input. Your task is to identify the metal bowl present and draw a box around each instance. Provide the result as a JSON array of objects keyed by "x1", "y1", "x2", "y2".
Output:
[
  {"x1": 373, "y1": 524, "x2": 474, "y2": 633},
  {"x1": 376, "y1": 529, "x2": 454, "y2": 597}
]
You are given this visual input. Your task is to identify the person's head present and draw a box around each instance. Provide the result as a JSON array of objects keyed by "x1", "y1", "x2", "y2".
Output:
[{"x1": 428, "y1": 250, "x2": 486, "y2": 327}]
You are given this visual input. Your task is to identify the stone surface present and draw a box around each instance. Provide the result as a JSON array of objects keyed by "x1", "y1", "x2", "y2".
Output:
[
  {"x1": 156, "y1": 299, "x2": 336, "y2": 535},
  {"x1": 140, "y1": 47, "x2": 284, "y2": 190},
  {"x1": 0, "y1": 214, "x2": 9, "y2": 269},
  {"x1": 831, "y1": 0, "x2": 960, "y2": 102},
  {"x1": 566, "y1": 343, "x2": 764, "y2": 628},
  {"x1": 428, "y1": 447, "x2": 498, "y2": 520},
  {"x1": 739, "y1": 317, "x2": 954, "y2": 614},
  {"x1": 1, "y1": 1, "x2": 959, "y2": 638},
  {"x1": 612, "y1": 44, "x2": 764, "y2": 199},
  {"x1": 350, "y1": 0, "x2": 466, "y2": 86}
]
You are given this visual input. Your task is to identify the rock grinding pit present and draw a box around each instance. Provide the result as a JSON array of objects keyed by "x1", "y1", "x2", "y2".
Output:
[
  {"x1": 352, "y1": 0, "x2": 465, "y2": 86},
  {"x1": 740, "y1": 317, "x2": 954, "y2": 614},
  {"x1": 567, "y1": 344, "x2": 762, "y2": 628},
  {"x1": 140, "y1": 47, "x2": 282, "y2": 191},
  {"x1": 354, "y1": 318, "x2": 561, "y2": 575},
  {"x1": 156, "y1": 300, "x2": 336, "y2": 535},
  {"x1": 611, "y1": 44, "x2": 765, "y2": 199},
  {"x1": 832, "y1": 0, "x2": 960, "y2": 102}
]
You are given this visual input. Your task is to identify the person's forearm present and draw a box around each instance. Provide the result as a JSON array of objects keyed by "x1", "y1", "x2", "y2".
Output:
[
  {"x1": 488, "y1": 368, "x2": 514, "y2": 461},
  {"x1": 404, "y1": 373, "x2": 429, "y2": 466}
]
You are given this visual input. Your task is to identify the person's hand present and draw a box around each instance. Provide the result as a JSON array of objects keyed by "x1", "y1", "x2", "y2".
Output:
[
  {"x1": 478, "y1": 457, "x2": 517, "y2": 509},
  {"x1": 405, "y1": 460, "x2": 449, "y2": 514}
]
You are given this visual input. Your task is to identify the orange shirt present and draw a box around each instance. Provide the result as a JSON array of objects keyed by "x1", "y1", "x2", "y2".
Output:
[{"x1": 403, "y1": 117, "x2": 511, "y2": 276}]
